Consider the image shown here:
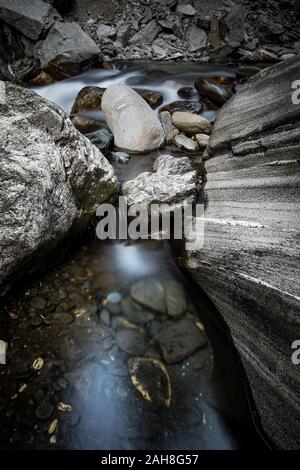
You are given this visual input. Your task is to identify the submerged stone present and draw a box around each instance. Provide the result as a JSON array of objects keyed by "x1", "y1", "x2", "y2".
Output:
[{"x1": 155, "y1": 318, "x2": 207, "y2": 364}]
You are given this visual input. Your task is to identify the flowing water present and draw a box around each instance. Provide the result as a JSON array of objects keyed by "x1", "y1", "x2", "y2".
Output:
[{"x1": 0, "y1": 64, "x2": 270, "y2": 450}]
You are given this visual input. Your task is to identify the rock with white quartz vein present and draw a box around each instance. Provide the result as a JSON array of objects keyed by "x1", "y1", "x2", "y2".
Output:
[{"x1": 102, "y1": 85, "x2": 165, "y2": 153}]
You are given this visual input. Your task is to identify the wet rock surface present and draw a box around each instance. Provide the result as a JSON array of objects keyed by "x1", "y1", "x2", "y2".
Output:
[
  {"x1": 122, "y1": 154, "x2": 197, "y2": 208},
  {"x1": 0, "y1": 237, "x2": 267, "y2": 450},
  {"x1": 0, "y1": 81, "x2": 117, "y2": 296},
  {"x1": 182, "y1": 56, "x2": 300, "y2": 450},
  {"x1": 102, "y1": 84, "x2": 165, "y2": 153}
]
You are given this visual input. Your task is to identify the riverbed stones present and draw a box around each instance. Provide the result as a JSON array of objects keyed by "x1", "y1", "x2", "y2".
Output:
[
  {"x1": 122, "y1": 154, "x2": 197, "y2": 208},
  {"x1": 135, "y1": 89, "x2": 163, "y2": 109},
  {"x1": 172, "y1": 112, "x2": 212, "y2": 134},
  {"x1": 102, "y1": 85, "x2": 165, "y2": 153},
  {"x1": 195, "y1": 78, "x2": 232, "y2": 107},
  {"x1": 70, "y1": 115, "x2": 101, "y2": 134},
  {"x1": 71, "y1": 86, "x2": 105, "y2": 114},
  {"x1": 0, "y1": 0, "x2": 61, "y2": 41},
  {"x1": 115, "y1": 329, "x2": 148, "y2": 356},
  {"x1": 155, "y1": 318, "x2": 207, "y2": 364},
  {"x1": 85, "y1": 128, "x2": 113, "y2": 155},
  {"x1": 174, "y1": 134, "x2": 199, "y2": 152},
  {"x1": 195, "y1": 133, "x2": 210, "y2": 149},
  {"x1": 131, "y1": 279, "x2": 166, "y2": 314},
  {"x1": 164, "y1": 279, "x2": 187, "y2": 319},
  {"x1": 34, "y1": 22, "x2": 100, "y2": 79},
  {"x1": 0, "y1": 81, "x2": 117, "y2": 295},
  {"x1": 128, "y1": 357, "x2": 171, "y2": 408},
  {"x1": 177, "y1": 87, "x2": 199, "y2": 100},
  {"x1": 160, "y1": 100, "x2": 203, "y2": 115},
  {"x1": 35, "y1": 402, "x2": 54, "y2": 420}
]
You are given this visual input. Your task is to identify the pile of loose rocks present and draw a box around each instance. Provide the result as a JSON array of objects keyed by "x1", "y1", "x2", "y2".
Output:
[{"x1": 0, "y1": 0, "x2": 299, "y2": 84}]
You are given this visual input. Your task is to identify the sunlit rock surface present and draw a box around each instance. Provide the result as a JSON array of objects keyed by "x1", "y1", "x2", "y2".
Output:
[
  {"x1": 183, "y1": 56, "x2": 300, "y2": 449},
  {"x1": 0, "y1": 81, "x2": 117, "y2": 295}
]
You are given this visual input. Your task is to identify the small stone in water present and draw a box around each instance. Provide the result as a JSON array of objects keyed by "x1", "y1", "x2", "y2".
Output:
[
  {"x1": 48, "y1": 418, "x2": 58, "y2": 434},
  {"x1": 49, "y1": 435, "x2": 57, "y2": 445},
  {"x1": 115, "y1": 329, "x2": 148, "y2": 356},
  {"x1": 100, "y1": 309, "x2": 111, "y2": 327},
  {"x1": 36, "y1": 402, "x2": 54, "y2": 420},
  {"x1": 107, "y1": 292, "x2": 122, "y2": 304},
  {"x1": 174, "y1": 134, "x2": 199, "y2": 152},
  {"x1": 57, "y1": 402, "x2": 72, "y2": 413},
  {"x1": 32, "y1": 357, "x2": 44, "y2": 370}
]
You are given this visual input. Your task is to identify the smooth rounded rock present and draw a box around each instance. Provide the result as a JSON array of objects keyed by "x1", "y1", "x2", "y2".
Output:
[
  {"x1": 102, "y1": 85, "x2": 165, "y2": 153},
  {"x1": 172, "y1": 112, "x2": 212, "y2": 134}
]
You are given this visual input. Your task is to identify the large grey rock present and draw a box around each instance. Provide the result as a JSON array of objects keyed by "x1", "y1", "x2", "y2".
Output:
[
  {"x1": 183, "y1": 57, "x2": 300, "y2": 449},
  {"x1": 34, "y1": 22, "x2": 100, "y2": 78},
  {"x1": 0, "y1": 0, "x2": 61, "y2": 40},
  {"x1": 102, "y1": 85, "x2": 165, "y2": 153},
  {"x1": 122, "y1": 155, "x2": 197, "y2": 208},
  {"x1": 0, "y1": 81, "x2": 117, "y2": 295}
]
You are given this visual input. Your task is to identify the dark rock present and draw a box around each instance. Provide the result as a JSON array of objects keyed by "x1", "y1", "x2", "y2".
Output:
[
  {"x1": 155, "y1": 318, "x2": 207, "y2": 364},
  {"x1": 51, "y1": 312, "x2": 74, "y2": 325},
  {"x1": 36, "y1": 402, "x2": 54, "y2": 420},
  {"x1": 195, "y1": 78, "x2": 232, "y2": 107},
  {"x1": 85, "y1": 128, "x2": 114, "y2": 155},
  {"x1": 0, "y1": 0, "x2": 61, "y2": 41},
  {"x1": 160, "y1": 100, "x2": 203, "y2": 115},
  {"x1": 128, "y1": 357, "x2": 171, "y2": 407},
  {"x1": 134, "y1": 89, "x2": 163, "y2": 109},
  {"x1": 0, "y1": 82, "x2": 117, "y2": 295},
  {"x1": 34, "y1": 22, "x2": 100, "y2": 79},
  {"x1": 115, "y1": 329, "x2": 148, "y2": 356},
  {"x1": 184, "y1": 56, "x2": 300, "y2": 449},
  {"x1": 121, "y1": 297, "x2": 154, "y2": 326},
  {"x1": 131, "y1": 279, "x2": 166, "y2": 314},
  {"x1": 177, "y1": 86, "x2": 199, "y2": 100},
  {"x1": 164, "y1": 279, "x2": 187, "y2": 318},
  {"x1": 100, "y1": 309, "x2": 111, "y2": 327},
  {"x1": 31, "y1": 296, "x2": 46, "y2": 310},
  {"x1": 71, "y1": 86, "x2": 105, "y2": 114},
  {"x1": 70, "y1": 115, "x2": 101, "y2": 134}
]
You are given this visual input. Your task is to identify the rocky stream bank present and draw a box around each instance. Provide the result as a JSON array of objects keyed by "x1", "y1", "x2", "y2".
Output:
[{"x1": 0, "y1": 0, "x2": 299, "y2": 452}]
